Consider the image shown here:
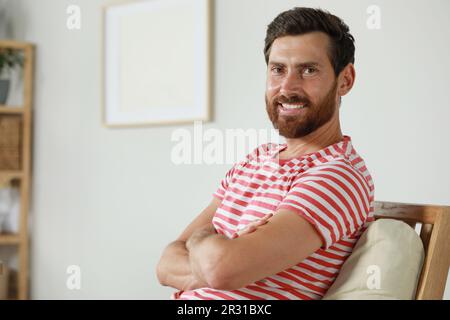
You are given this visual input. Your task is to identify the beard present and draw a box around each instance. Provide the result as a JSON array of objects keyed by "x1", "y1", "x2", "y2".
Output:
[{"x1": 265, "y1": 81, "x2": 338, "y2": 139}]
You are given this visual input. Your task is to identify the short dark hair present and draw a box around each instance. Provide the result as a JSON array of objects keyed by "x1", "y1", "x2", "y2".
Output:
[{"x1": 264, "y1": 7, "x2": 355, "y2": 76}]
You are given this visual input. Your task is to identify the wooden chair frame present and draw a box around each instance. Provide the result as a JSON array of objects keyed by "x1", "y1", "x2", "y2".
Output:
[{"x1": 374, "y1": 201, "x2": 450, "y2": 300}]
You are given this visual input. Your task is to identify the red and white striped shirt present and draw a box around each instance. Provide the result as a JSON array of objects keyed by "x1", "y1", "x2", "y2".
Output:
[{"x1": 175, "y1": 135, "x2": 374, "y2": 300}]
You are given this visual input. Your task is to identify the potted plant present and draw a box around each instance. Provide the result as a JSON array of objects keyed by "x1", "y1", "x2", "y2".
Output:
[{"x1": 0, "y1": 48, "x2": 24, "y2": 104}]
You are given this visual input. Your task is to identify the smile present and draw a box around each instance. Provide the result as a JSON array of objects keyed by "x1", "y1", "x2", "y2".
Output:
[
  {"x1": 280, "y1": 103, "x2": 307, "y2": 110},
  {"x1": 277, "y1": 103, "x2": 308, "y2": 116}
]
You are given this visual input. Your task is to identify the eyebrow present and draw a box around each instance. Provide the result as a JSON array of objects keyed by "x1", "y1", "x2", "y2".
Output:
[{"x1": 268, "y1": 61, "x2": 320, "y2": 68}]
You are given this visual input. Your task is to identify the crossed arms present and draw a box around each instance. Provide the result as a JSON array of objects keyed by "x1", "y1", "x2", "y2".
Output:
[{"x1": 156, "y1": 197, "x2": 323, "y2": 292}]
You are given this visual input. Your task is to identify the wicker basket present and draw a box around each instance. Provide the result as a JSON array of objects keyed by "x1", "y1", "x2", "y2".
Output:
[{"x1": 0, "y1": 115, "x2": 22, "y2": 170}]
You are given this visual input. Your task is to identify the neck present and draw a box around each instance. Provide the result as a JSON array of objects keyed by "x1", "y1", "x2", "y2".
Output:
[{"x1": 281, "y1": 113, "x2": 343, "y2": 159}]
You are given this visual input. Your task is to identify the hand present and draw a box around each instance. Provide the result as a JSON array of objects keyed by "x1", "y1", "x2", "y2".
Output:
[{"x1": 231, "y1": 213, "x2": 273, "y2": 239}]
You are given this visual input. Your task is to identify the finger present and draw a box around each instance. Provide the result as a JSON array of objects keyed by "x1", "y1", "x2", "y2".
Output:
[
  {"x1": 234, "y1": 214, "x2": 274, "y2": 238},
  {"x1": 254, "y1": 214, "x2": 272, "y2": 225},
  {"x1": 253, "y1": 217, "x2": 271, "y2": 226},
  {"x1": 237, "y1": 225, "x2": 256, "y2": 237},
  {"x1": 258, "y1": 214, "x2": 273, "y2": 223},
  {"x1": 240, "y1": 225, "x2": 254, "y2": 234},
  {"x1": 244, "y1": 218, "x2": 270, "y2": 231},
  {"x1": 250, "y1": 220, "x2": 265, "y2": 227}
]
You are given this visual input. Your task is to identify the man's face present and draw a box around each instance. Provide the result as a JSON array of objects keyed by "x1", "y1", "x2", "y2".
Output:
[{"x1": 265, "y1": 32, "x2": 339, "y2": 139}]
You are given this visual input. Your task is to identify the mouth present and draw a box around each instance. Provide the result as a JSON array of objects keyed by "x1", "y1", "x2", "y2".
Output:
[
  {"x1": 277, "y1": 103, "x2": 308, "y2": 115},
  {"x1": 280, "y1": 103, "x2": 307, "y2": 110}
]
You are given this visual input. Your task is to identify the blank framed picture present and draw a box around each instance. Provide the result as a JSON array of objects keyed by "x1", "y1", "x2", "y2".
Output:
[{"x1": 102, "y1": 0, "x2": 212, "y2": 127}]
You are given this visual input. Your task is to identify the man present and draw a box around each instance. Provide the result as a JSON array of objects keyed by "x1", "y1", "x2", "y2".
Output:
[{"x1": 157, "y1": 7, "x2": 374, "y2": 300}]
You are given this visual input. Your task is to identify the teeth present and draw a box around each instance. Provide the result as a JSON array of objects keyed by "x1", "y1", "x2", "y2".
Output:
[{"x1": 281, "y1": 103, "x2": 306, "y2": 110}]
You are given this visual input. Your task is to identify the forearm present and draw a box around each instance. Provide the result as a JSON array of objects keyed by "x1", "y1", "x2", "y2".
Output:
[
  {"x1": 156, "y1": 240, "x2": 197, "y2": 290},
  {"x1": 187, "y1": 230, "x2": 230, "y2": 288},
  {"x1": 186, "y1": 217, "x2": 272, "y2": 290}
]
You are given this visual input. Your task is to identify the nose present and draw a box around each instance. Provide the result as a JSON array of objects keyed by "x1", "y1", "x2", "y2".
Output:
[{"x1": 279, "y1": 71, "x2": 303, "y2": 97}]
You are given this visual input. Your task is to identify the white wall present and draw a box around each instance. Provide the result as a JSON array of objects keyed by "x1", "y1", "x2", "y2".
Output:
[{"x1": 5, "y1": 0, "x2": 450, "y2": 299}]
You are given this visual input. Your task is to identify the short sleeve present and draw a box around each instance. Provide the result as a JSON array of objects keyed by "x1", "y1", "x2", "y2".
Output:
[
  {"x1": 277, "y1": 161, "x2": 372, "y2": 249},
  {"x1": 212, "y1": 143, "x2": 275, "y2": 201},
  {"x1": 213, "y1": 163, "x2": 239, "y2": 201}
]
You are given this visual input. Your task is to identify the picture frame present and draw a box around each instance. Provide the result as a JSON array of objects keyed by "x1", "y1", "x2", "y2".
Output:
[{"x1": 102, "y1": 0, "x2": 212, "y2": 127}]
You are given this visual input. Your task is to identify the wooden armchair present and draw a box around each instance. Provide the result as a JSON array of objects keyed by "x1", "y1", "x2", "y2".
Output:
[{"x1": 374, "y1": 201, "x2": 450, "y2": 300}]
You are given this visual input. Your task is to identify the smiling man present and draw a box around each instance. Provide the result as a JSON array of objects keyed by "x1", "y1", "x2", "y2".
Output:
[{"x1": 157, "y1": 7, "x2": 375, "y2": 300}]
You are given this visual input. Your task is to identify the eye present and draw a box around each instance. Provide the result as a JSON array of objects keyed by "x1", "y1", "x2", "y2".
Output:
[
  {"x1": 270, "y1": 66, "x2": 284, "y2": 75},
  {"x1": 303, "y1": 67, "x2": 317, "y2": 76}
]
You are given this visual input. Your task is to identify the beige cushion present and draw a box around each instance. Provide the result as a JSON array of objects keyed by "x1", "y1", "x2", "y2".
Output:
[{"x1": 323, "y1": 219, "x2": 425, "y2": 300}]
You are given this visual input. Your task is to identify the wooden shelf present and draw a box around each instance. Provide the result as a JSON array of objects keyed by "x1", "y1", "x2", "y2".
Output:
[
  {"x1": 0, "y1": 171, "x2": 23, "y2": 180},
  {"x1": 0, "y1": 234, "x2": 20, "y2": 245},
  {"x1": 0, "y1": 106, "x2": 24, "y2": 114},
  {"x1": 0, "y1": 40, "x2": 33, "y2": 300},
  {"x1": 0, "y1": 40, "x2": 32, "y2": 50}
]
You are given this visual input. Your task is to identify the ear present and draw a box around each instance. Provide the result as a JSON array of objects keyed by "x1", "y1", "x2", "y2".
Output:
[{"x1": 337, "y1": 63, "x2": 355, "y2": 97}]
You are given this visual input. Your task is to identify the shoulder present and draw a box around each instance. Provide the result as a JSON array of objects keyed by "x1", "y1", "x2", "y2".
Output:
[{"x1": 301, "y1": 158, "x2": 372, "y2": 193}]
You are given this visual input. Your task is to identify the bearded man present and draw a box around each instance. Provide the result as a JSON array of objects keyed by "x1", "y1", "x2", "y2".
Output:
[{"x1": 157, "y1": 7, "x2": 374, "y2": 300}]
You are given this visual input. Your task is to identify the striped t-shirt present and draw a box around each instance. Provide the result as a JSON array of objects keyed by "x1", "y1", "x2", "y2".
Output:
[{"x1": 175, "y1": 135, "x2": 375, "y2": 300}]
